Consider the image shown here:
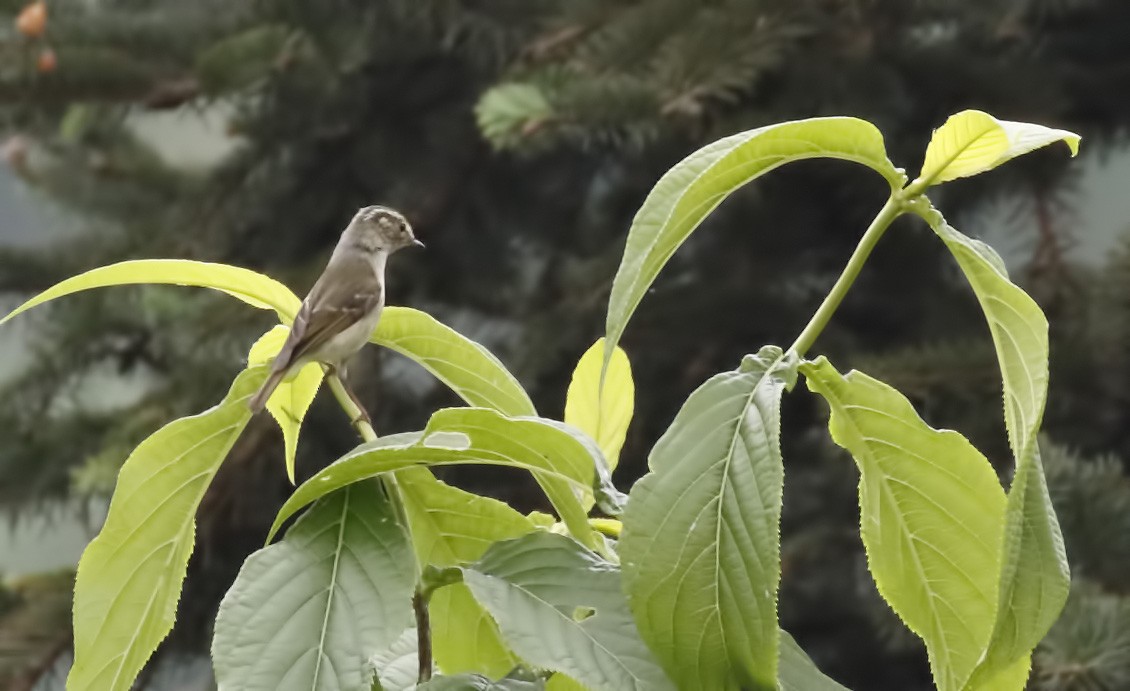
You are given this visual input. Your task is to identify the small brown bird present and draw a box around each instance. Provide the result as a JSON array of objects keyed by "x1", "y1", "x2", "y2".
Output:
[{"x1": 248, "y1": 205, "x2": 422, "y2": 413}]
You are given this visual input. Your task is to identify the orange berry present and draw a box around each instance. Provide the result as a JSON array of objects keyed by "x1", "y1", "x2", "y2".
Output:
[
  {"x1": 36, "y1": 47, "x2": 56, "y2": 73},
  {"x1": 15, "y1": 1, "x2": 47, "y2": 39}
]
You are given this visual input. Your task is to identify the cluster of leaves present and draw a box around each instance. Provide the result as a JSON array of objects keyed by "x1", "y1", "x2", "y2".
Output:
[{"x1": 1, "y1": 110, "x2": 1081, "y2": 691}]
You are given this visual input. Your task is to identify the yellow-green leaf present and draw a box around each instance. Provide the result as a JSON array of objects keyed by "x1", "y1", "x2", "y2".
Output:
[
  {"x1": 565, "y1": 338, "x2": 634, "y2": 474},
  {"x1": 68, "y1": 367, "x2": 263, "y2": 691},
  {"x1": 431, "y1": 584, "x2": 520, "y2": 678},
  {"x1": 398, "y1": 468, "x2": 535, "y2": 567},
  {"x1": 917, "y1": 110, "x2": 1080, "y2": 187},
  {"x1": 604, "y1": 117, "x2": 900, "y2": 373},
  {"x1": 269, "y1": 411, "x2": 600, "y2": 550},
  {"x1": 248, "y1": 326, "x2": 324, "y2": 483},
  {"x1": 802, "y1": 357, "x2": 1007, "y2": 691},
  {"x1": 0, "y1": 259, "x2": 300, "y2": 325},
  {"x1": 396, "y1": 468, "x2": 536, "y2": 677},
  {"x1": 372, "y1": 307, "x2": 535, "y2": 417},
  {"x1": 931, "y1": 222, "x2": 1069, "y2": 689}
]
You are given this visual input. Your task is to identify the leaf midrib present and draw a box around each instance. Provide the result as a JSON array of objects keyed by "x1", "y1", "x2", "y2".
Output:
[
  {"x1": 827, "y1": 385, "x2": 962, "y2": 690},
  {"x1": 710, "y1": 361, "x2": 781, "y2": 681},
  {"x1": 86, "y1": 415, "x2": 246, "y2": 689},
  {"x1": 310, "y1": 486, "x2": 351, "y2": 689}
]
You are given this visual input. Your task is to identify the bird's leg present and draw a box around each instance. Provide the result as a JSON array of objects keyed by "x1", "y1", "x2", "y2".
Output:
[{"x1": 327, "y1": 364, "x2": 372, "y2": 428}]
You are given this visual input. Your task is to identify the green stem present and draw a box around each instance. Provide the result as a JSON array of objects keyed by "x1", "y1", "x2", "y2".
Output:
[
  {"x1": 326, "y1": 373, "x2": 378, "y2": 443},
  {"x1": 788, "y1": 195, "x2": 904, "y2": 358},
  {"x1": 324, "y1": 372, "x2": 431, "y2": 682}
]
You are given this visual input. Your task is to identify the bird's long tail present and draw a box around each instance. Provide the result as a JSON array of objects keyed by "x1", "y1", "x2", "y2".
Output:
[{"x1": 248, "y1": 366, "x2": 288, "y2": 413}]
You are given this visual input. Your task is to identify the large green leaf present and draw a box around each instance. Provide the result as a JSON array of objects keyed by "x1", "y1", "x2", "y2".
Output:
[
  {"x1": 604, "y1": 117, "x2": 900, "y2": 370},
  {"x1": 431, "y1": 585, "x2": 520, "y2": 679},
  {"x1": 932, "y1": 222, "x2": 1070, "y2": 688},
  {"x1": 801, "y1": 357, "x2": 1007, "y2": 691},
  {"x1": 916, "y1": 110, "x2": 1080, "y2": 187},
  {"x1": 212, "y1": 481, "x2": 415, "y2": 691},
  {"x1": 67, "y1": 367, "x2": 262, "y2": 691},
  {"x1": 371, "y1": 628, "x2": 424, "y2": 691},
  {"x1": 397, "y1": 469, "x2": 534, "y2": 677},
  {"x1": 0, "y1": 259, "x2": 301, "y2": 324},
  {"x1": 398, "y1": 469, "x2": 536, "y2": 567},
  {"x1": 564, "y1": 338, "x2": 634, "y2": 473},
  {"x1": 619, "y1": 346, "x2": 796, "y2": 691},
  {"x1": 463, "y1": 532, "x2": 674, "y2": 691},
  {"x1": 372, "y1": 307, "x2": 536, "y2": 417},
  {"x1": 778, "y1": 630, "x2": 850, "y2": 691},
  {"x1": 269, "y1": 411, "x2": 599, "y2": 550},
  {"x1": 248, "y1": 325, "x2": 324, "y2": 483},
  {"x1": 417, "y1": 672, "x2": 545, "y2": 691}
]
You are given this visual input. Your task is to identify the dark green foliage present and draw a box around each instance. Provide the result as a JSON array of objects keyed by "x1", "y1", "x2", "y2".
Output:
[{"x1": 1033, "y1": 583, "x2": 1130, "y2": 691}]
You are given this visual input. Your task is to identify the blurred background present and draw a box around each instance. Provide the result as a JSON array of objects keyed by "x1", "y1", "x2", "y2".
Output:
[{"x1": 0, "y1": 1, "x2": 1129, "y2": 689}]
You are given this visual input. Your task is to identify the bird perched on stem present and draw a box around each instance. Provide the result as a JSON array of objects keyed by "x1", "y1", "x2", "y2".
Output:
[{"x1": 248, "y1": 205, "x2": 423, "y2": 414}]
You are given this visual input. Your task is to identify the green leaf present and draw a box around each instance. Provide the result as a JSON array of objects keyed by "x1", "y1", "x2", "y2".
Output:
[
  {"x1": 370, "y1": 628, "x2": 424, "y2": 691},
  {"x1": 0, "y1": 259, "x2": 301, "y2": 325},
  {"x1": 67, "y1": 367, "x2": 262, "y2": 691},
  {"x1": 545, "y1": 675, "x2": 587, "y2": 691},
  {"x1": 463, "y1": 532, "x2": 674, "y2": 691},
  {"x1": 800, "y1": 357, "x2": 1007, "y2": 691},
  {"x1": 429, "y1": 582, "x2": 522, "y2": 681},
  {"x1": 619, "y1": 345, "x2": 797, "y2": 691},
  {"x1": 565, "y1": 338, "x2": 634, "y2": 473},
  {"x1": 917, "y1": 110, "x2": 1080, "y2": 187},
  {"x1": 399, "y1": 468, "x2": 535, "y2": 567},
  {"x1": 604, "y1": 117, "x2": 900, "y2": 371},
  {"x1": 270, "y1": 410, "x2": 599, "y2": 550},
  {"x1": 778, "y1": 630, "x2": 849, "y2": 691},
  {"x1": 535, "y1": 418, "x2": 626, "y2": 517},
  {"x1": 931, "y1": 223, "x2": 1070, "y2": 688},
  {"x1": 372, "y1": 307, "x2": 535, "y2": 417},
  {"x1": 417, "y1": 671, "x2": 545, "y2": 691},
  {"x1": 431, "y1": 584, "x2": 521, "y2": 679},
  {"x1": 212, "y1": 481, "x2": 415, "y2": 691},
  {"x1": 397, "y1": 469, "x2": 534, "y2": 677},
  {"x1": 248, "y1": 325, "x2": 324, "y2": 484}
]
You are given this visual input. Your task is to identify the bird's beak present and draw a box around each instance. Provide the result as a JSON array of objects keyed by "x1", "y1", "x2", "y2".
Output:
[{"x1": 412, "y1": 238, "x2": 425, "y2": 249}]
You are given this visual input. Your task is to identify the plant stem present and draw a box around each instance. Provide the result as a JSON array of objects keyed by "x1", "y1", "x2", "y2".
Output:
[
  {"x1": 788, "y1": 195, "x2": 904, "y2": 358},
  {"x1": 324, "y1": 372, "x2": 432, "y2": 683},
  {"x1": 326, "y1": 373, "x2": 378, "y2": 442},
  {"x1": 413, "y1": 591, "x2": 433, "y2": 683}
]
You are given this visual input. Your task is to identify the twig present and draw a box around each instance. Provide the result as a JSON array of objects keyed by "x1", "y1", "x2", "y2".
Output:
[{"x1": 413, "y1": 591, "x2": 433, "y2": 683}]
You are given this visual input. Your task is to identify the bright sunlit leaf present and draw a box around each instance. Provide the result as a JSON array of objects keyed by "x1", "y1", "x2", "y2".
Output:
[
  {"x1": 565, "y1": 338, "x2": 634, "y2": 474},
  {"x1": 0, "y1": 259, "x2": 301, "y2": 325},
  {"x1": 917, "y1": 110, "x2": 1080, "y2": 187},
  {"x1": 68, "y1": 367, "x2": 263, "y2": 691},
  {"x1": 248, "y1": 325, "x2": 324, "y2": 483},
  {"x1": 604, "y1": 117, "x2": 900, "y2": 373},
  {"x1": 802, "y1": 357, "x2": 1007, "y2": 691}
]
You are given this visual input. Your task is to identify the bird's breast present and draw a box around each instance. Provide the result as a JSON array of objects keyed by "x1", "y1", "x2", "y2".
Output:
[{"x1": 317, "y1": 301, "x2": 385, "y2": 365}]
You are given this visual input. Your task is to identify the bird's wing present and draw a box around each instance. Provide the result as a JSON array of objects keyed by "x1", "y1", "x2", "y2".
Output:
[{"x1": 272, "y1": 257, "x2": 382, "y2": 370}]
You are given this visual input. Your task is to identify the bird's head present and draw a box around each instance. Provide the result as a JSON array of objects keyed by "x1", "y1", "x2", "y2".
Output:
[{"x1": 345, "y1": 206, "x2": 423, "y2": 254}]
